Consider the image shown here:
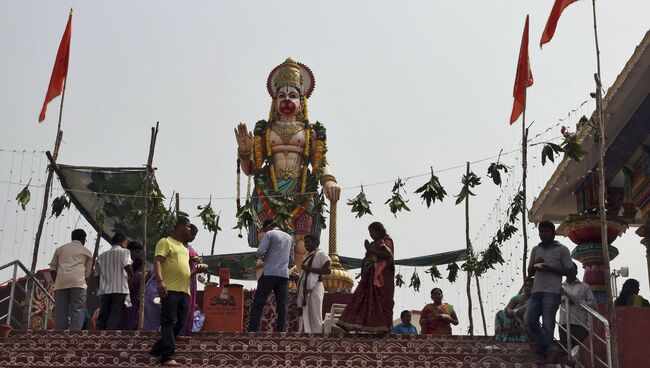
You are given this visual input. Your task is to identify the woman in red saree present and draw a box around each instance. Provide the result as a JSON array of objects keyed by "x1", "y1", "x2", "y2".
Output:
[
  {"x1": 336, "y1": 222, "x2": 394, "y2": 333},
  {"x1": 420, "y1": 288, "x2": 459, "y2": 335}
]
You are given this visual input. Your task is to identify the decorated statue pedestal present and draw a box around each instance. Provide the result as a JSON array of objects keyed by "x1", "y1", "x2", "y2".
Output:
[{"x1": 557, "y1": 214, "x2": 628, "y2": 304}]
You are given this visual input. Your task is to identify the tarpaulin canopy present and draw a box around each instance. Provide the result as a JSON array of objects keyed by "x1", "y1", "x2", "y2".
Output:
[
  {"x1": 54, "y1": 164, "x2": 166, "y2": 256},
  {"x1": 202, "y1": 248, "x2": 467, "y2": 281}
]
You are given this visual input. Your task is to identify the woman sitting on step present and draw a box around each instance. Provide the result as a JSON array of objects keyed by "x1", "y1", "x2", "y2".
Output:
[
  {"x1": 420, "y1": 288, "x2": 458, "y2": 335},
  {"x1": 494, "y1": 277, "x2": 533, "y2": 342}
]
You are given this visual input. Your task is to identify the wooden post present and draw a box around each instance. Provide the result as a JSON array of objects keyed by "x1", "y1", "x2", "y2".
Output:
[
  {"x1": 464, "y1": 162, "x2": 474, "y2": 337},
  {"x1": 591, "y1": 1, "x2": 618, "y2": 366},
  {"x1": 138, "y1": 122, "x2": 159, "y2": 330},
  {"x1": 90, "y1": 232, "x2": 102, "y2": 272},
  {"x1": 175, "y1": 193, "x2": 180, "y2": 212},
  {"x1": 521, "y1": 93, "x2": 529, "y2": 281}
]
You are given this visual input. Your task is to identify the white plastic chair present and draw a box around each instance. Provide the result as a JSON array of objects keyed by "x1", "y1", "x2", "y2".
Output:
[{"x1": 323, "y1": 303, "x2": 346, "y2": 333}]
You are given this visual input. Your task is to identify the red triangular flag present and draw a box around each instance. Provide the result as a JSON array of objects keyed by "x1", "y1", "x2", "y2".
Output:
[
  {"x1": 540, "y1": 0, "x2": 578, "y2": 48},
  {"x1": 39, "y1": 11, "x2": 72, "y2": 123},
  {"x1": 510, "y1": 15, "x2": 534, "y2": 125}
]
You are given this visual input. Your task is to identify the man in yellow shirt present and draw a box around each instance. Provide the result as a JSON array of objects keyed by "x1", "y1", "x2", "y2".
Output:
[{"x1": 150, "y1": 217, "x2": 207, "y2": 366}]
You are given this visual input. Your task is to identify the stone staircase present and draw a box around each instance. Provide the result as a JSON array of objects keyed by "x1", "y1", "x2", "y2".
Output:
[{"x1": 0, "y1": 330, "x2": 539, "y2": 367}]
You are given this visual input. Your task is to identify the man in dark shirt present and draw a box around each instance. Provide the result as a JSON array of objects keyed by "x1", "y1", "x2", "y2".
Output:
[{"x1": 525, "y1": 220, "x2": 573, "y2": 364}]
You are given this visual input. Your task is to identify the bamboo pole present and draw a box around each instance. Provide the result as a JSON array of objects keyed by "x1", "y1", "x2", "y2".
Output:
[
  {"x1": 138, "y1": 122, "x2": 159, "y2": 330},
  {"x1": 474, "y1": 275, "x2": 487, "y2": 335},
  {"x1": 591, "y1": 1, "x2": 618, "y2": 366},
  {"x1": 464, "y1": 162, "x2": 474, "y2": 337}
]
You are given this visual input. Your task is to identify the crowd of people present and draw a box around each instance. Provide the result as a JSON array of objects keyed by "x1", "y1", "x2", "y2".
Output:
[{"x1": 46, "y1": 216, "x2": 650, "y2": 366}]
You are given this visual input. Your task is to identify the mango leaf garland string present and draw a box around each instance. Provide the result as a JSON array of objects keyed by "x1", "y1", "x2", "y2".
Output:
[
  {"x1": 347, "y1": 185, "x2": 373, "y2": 218},
  {"x1": 385, "y1": 177, "x2": 411, "y2": 217},
  {"x1": 414, "y1": 167, "x2": 447, "y2": 207},
  {"x1": 16, "y1": 180, "x2": 31, "y2": 211}
]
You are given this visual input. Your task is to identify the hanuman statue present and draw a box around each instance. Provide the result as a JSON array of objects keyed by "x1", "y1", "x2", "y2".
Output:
[{"x1": 234, "y1": 57, "x2": 341, "y2": 267}]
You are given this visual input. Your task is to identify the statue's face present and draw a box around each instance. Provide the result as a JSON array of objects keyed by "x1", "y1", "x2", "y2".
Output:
[{"x1": 275, "y1": 86, "x2": 301, "y2": 117}]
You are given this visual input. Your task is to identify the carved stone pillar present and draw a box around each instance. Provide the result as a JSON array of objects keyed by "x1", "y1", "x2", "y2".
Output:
[{"x1": 557, "y1": 215, "x2": 628, "y2": 304}]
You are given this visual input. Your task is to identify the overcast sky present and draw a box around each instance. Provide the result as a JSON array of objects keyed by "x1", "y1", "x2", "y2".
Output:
[{"x1": 1, "y1": 1, "x2": 648, "y2": 333}]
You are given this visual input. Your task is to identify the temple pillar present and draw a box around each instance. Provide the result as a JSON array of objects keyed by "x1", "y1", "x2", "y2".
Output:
[
  {"x1": 627, "y1": 146, "x2": 650, "y2": 290},
  {"x1": 558, "y1": 215, "x2": 628, "y2": 304}
]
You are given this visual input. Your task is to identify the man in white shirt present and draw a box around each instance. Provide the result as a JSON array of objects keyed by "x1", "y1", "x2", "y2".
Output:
[
  {"x1": 560, "y1": 262, "x2": 596, "y2": 361},
  {"x1": 297, "y1": 234, "x2": 331, "y2": 333},
  {"x1": 94, "y1": 233, "x2": 133, "y2": 330},
  {"x1": 49, "y1": 229, "x2": 93, "y2": 330}
]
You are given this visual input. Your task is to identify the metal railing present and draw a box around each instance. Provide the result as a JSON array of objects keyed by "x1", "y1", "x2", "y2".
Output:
[
  {"x1": 557, "y1": 286, "x2": 612, "y2": 368},
  {"x1": 0, "y1": 260, "x2": 54, "y2": 330}
]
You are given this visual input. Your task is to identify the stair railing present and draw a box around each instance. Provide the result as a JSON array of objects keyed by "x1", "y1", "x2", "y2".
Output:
[
  {"x1": 0, "y1": 260, "x2": 54, "y2": 330},
  {"x1": 557, "y1": 286, "x2": 612, "y2": 368}
]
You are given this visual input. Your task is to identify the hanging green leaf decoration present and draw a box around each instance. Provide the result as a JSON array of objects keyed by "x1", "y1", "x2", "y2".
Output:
[
  {"x1": 50, "y1": 194, "x2": 70, "y2": 218},
  {"x1": 541, "y1": 142, "x2": 563, "y2": 166},
  {"x1": 425, "y1": 265, "x2": 443, "y2": 281},
  {"x1": 507, "y1": 190, "x2": 524, "y2": 224},
  {"x1": 347, "y1": 186, "x2": 373, "y2": 218},
  {"x1": 487, "y1": 162, "x2": 509, "y2": 186},
  {"x1": 233, "y1": 201, "x2": 257, "y2": 231},
  {"x1": 16, "y1": 180, "x2": 31, "y2": 211},
  {"x1": 395, "y1": 273, "x2": 405, "y2": 288},
  {"x1": 414, "y1": 167, "x2": 447, "y2": 207},
  {"x1": 454, "y1": 171, "x2": 481, "y2": 205},
  {"x1": 385, "y1": 178, "x2": 411, "y2": 217},
  {"x1": 447, "y1": 262, "x2": 459, "y2": 283},
  {"x1": 158, "y1": 209, "x2": 190, "y2": 237},
  {"x1": 561, "y1": 132, "x2": 587, "y2": 162},
  {"x1": 197, "y1": 200, "x2": 222, "y2": 234},
  {"x1": 409, "y1": 270, "x2": 421, "y2": 292}
]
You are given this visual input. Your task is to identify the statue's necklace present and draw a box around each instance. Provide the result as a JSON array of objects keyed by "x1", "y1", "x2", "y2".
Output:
[{"x1": 272, "y1": 122, "x2": 303, "y2": 144}]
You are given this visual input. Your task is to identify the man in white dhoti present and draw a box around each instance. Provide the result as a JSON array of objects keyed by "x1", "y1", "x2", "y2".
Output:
[{"x1": 296, "y1": 234, "x2": 332, "y2": 333}]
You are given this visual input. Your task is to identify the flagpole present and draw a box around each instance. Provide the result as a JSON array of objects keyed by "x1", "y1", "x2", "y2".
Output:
[
  {"x1": 521, "y1": 95, "x2": 529, "y2": 282},
  {"x1": 29, "y1": 53, "x2": 69, "y2": 278},
  {"x1": 591, "y1": 1, "x2": 618, "y2": 366}
]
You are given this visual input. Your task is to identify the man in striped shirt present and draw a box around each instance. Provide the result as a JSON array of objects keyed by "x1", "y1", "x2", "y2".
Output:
[{"x1": 94, "y1": 233, "x2": 134, "y2": 330}]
